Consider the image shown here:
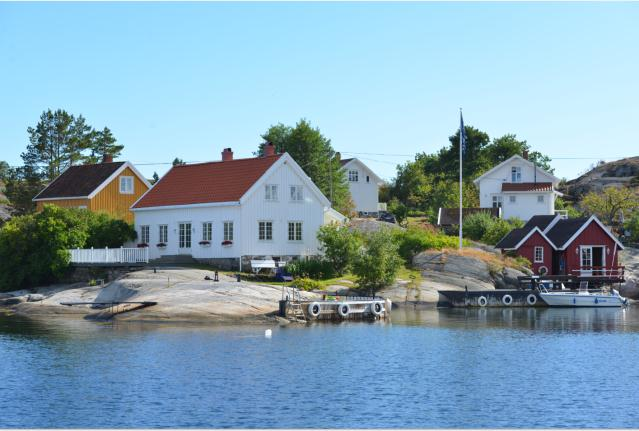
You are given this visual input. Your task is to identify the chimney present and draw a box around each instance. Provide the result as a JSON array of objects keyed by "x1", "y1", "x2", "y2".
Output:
[
  {"x1": 222, "y1": 148, "x2": 233, "y2": 162},
  {"x1": 522, "y1": 150, "x2": 529, "y2": 160},
  {"x1": 102, "y1": 154, "x2": 113, "y2": 163},
  {"x1": 264, "y1": 142, "x2": 276, "y2": 157}
]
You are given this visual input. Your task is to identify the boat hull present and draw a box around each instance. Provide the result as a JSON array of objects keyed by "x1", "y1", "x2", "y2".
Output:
[{"x1": 539, "y1": 293, "x2": 625, "y2": 307}]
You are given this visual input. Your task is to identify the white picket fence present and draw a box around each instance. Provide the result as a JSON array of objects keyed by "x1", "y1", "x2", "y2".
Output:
[{"x1": 69, "y1": 247, "x2": 149, "y2": 264}]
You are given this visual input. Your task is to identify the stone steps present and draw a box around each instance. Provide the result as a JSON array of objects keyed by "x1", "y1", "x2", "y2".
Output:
[{"x1": 150, "y1": 255, "x2": 199, "y2": 265}]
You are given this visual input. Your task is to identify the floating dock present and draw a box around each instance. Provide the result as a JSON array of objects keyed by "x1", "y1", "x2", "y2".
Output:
[
  {"x1": 437, "y1": 290, "x2": 544, "y2": 308},
  {"x1": 279, "y1": 287, "x2": 390, "y2": 322}
]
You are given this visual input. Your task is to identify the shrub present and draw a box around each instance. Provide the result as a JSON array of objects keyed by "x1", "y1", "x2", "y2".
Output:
[
  {"x1": 287, "y1": 257, "x2": 336, "y2": 280},
  {"x1": 393, "y1": 227, "x2": 461, "y2": 263},
  {"x1": 0, "y1": 205, "x2": 137, "y2": 292},
  {"x1": 388, "y1": 198, "x2": 409, "y2": 225},
  {"x1": 481, "y1": 218, "x2": 514, "y2": 246},
  {"x1": 352, "y1": 228, "x2": 403, "y2": 294},
  {"x1": 462, "y1": 212, "x2": 494, "y2": 241},
  {"x1": 294, "y1": 277, "x2": 322, "y2": 291},
  {"x1": 624, "y1": 213, "x2": 639, "y2": 242},
  {"x1": 317, "y1": 224, "x2": 361, "y2": 276}
]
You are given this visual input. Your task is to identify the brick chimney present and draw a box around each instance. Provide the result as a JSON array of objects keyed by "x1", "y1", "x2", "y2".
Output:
[
  {"x1": 102, "y1": 154, "x2": 114, "y2": 163},
  {"x1": 522, "y1": 150, "x2": 529, "y2": 160},
  {"x1": 264, "y1": 142, "x2": 276, "y2": 157},
  {"x1": 222, "y1": 148, "x2": 233, "y2": 162}
]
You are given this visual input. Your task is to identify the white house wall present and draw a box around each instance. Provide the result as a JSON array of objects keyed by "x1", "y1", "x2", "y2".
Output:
[
  {"x1": 500, "y1": 192, "x2": 555, "y2": 220},
  {"x1": 344, "y1": 159, "x2": 380, "y2": 213}
]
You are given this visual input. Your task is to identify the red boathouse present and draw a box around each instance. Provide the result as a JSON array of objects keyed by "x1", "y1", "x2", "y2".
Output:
[{"x1": 495, "y1": 214, "x2": 624, "y2": 281}]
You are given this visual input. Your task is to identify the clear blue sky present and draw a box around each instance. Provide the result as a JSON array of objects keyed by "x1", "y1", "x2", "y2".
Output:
[{"x1": 1, "y1": 2, "x2": 637, "y2": 181}]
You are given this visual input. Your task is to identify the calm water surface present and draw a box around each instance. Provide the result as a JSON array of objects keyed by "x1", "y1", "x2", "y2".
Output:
[{"x1": 1, "y1": 307, "x2": 639, "y2": 428}]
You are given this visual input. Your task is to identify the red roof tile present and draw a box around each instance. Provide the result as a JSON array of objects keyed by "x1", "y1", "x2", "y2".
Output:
[
  {"x1": 501, "y1": 182, "x2": 553, "y2": 192},
  {"x1": 132, "y1": 155, "x2": 282, "y2": 209}
]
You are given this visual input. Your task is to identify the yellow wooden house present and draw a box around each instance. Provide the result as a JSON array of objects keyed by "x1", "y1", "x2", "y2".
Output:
[{"x1": 33, "y1": 156, "x2": 151, "y2": 223}]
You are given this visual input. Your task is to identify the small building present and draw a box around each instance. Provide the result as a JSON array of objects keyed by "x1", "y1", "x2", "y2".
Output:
[
  {"x1": 437, "y1": 207, "x2": 501, "y2": 227},
  {"x1": 473, "y1": 153, "x2": 561, "y2": 221},
  {"x1": 495, "y1": 214, "x2": 624, "y2": 278},
  {"x1": 32, "y1": 155, "x2": 151, "y2": 223},
  {"x1": 340, "y1": 157, "x2": 384, "y2": 215},
  {"x1": 131, "y1": 144, "x2": 339, "y2": 270}
]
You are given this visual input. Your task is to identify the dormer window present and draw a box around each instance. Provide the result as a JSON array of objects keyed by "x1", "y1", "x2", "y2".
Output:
[
  {"x1": 511, "y1": 166, "x2": 522, "y2": 183},
  {"x1": 119, "y1": 176, "x2": 134, "y2": 194},
  {"x1": 348, "y1": 170, "x2": 359, "y2": 182}
]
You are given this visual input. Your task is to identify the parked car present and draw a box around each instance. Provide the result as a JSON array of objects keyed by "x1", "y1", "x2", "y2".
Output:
[{"x1": 378, "y1": 211, "x2": 396, "y2": 224}]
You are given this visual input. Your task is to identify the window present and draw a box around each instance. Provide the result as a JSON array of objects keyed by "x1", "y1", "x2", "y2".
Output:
[
  {"x1": 265, "y1": 184, "x2": 278, "y2": 201},
  {"x1": 290, "y1": 185, "x2": 303, "y2": 202},
  {"x1": 119, "y1": 176, "x2": 134, "y2": 194},
  {"x1": 509, "y1": 195, "x2": 517, "y2": 203},
  {"x1": 202, "y1": 222, "x2": 212, "y2": 241},
  {"x1": 537, "y1": 195, "x2": 544, "y2": 203},
  {"x1": 492, "y1": 195, "x2": 503, "y2": 208},
  {"x1": 288, "y1": 222, "x2": 302, "y2": 241},
  {"x1": 581, "y1": 247, "x2": 592, "y2": 267},
  {"x1": 534, "y1": 246, "x2": 544, "y2": 263},
  {"x1": 348, "y1": 170, "x2": 359, "y2": 182},
  {"x1": 366, "y1": 175, "x2": 370, "y2": 183},
  {"x1": 140, "y1": 225, "x2": 150, "y2": 244},
  {"x1": 159, "y1": 225, "x2": 168, "y2": 243},
  {"x1": 511, "y1": 167, "x2": 522, "y2": 183},
  {"x1": 77, "y1": 205, "x2": 87, "y2": 209},
  {"x1": 179, "y1": 222, "x2": 192, "y2": 248},
  {"x1": 259, "y1": 221, "x2": 273, "y2": 241},
  {"x1": 224, "y1": 221, "x2": 234, "y2": 241}
]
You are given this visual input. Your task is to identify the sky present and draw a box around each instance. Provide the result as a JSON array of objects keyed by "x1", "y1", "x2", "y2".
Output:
[{"x1": 1, "y1": 1, "x2": 638, "y2": 182}]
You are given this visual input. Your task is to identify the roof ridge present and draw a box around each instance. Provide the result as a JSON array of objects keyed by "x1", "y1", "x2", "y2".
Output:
[{"x1": 173, "y1": 154, "x2": 282, "y2": 168}]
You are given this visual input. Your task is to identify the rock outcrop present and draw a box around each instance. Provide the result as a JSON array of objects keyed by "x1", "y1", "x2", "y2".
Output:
[{"x1": 562, "y1": 156, "x2": 639, "y2": 199}]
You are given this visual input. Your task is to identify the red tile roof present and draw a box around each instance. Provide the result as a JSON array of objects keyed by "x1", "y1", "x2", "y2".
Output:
[
  {"x1": 501, "y1": 182, "x2": 553, "y2": 192},
  {"x1": 132, "y1": 155, "x2": 282, "y2": 209}
]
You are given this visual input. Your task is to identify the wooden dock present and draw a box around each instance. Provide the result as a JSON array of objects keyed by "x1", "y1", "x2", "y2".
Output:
[{"x1": 279, "y1": 287, "x2": 391, "y2": 322}]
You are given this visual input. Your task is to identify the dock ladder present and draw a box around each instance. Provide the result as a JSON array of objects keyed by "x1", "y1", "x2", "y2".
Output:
[{"x1": 282, "y1": 286, "x2": 307, "y2": 322}]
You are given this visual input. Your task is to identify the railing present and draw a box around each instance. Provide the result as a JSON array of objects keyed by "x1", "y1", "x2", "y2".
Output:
[
  {"x1": 69, "y1": 247, "x2": 149, "y2": 264},
  {"x1": 570, "y1": 266, "x2": 625, "y2": 278}
]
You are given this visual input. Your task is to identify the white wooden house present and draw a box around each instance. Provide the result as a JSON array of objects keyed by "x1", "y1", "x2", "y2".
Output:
[
  {"x1": 340, "y1": 157, "x2": 384, "y2": 215},
  {"x1": 473, "y1": 153, "x2": 561, "y2": 221},
  {"x1": 131, "y1": 144, "x2": 341, "y2": 270}
]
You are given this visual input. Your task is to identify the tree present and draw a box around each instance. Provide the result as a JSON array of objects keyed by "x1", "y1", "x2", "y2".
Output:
[
  {"x1": 172, "y1": 157, "x2": 186, "y2": 166},
  {"x1": 352, "y1": 228, "x2": 403, "y2": 294},
  {"x1": 0, "y1": 161, "x2": 9, "y2": 181},
  {"x1": 151, "y1": 172, "x2": 160, "y2": 184},
  {"x1": 3, "y1": 165, "x2": 44, "y2": 215},
  {"x1": 316, "y1": 224, "x2": 361, "y2": 276},
  {"x1": 258, "y1": 119, "x2": 351, "y2": 214},
  {"x1": 581, "y1": 186, "x2": 639, "y2": 225},
  {"x1": 84, "y1": 127, "x2": 124, "y2": 164}
]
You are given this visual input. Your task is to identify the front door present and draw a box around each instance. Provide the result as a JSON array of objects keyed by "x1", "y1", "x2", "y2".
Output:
[
  {"x1": 592, "y1": 246, "x2": 604, "y2": 276},
  {"x1": 178, "y1": 222, "x2": 192, "y2": 254},
  {"x1": 580, "y1": 246, "x2": 593, "y2": 276}
]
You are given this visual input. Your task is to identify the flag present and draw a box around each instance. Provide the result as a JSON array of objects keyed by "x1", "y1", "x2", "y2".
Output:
[{"x1": 460, "y1": 111, "x2": 467, "y2": 155}]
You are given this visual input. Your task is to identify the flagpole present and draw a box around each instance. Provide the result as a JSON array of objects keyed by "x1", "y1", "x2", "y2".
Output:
[{"x1": 459, "y1": 108, "x2": 463, "y2": 249}]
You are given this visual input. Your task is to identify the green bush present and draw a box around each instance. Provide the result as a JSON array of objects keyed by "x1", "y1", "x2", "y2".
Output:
[
  {"x1": 294, "y1": 277, "x2": 322, "y2": 291},
  {"x1": 481, "y1": 218, "x2": 514, "y2": 246},
  {"x1": 317, "y1": 224, "x2": 361, "y2": 276},
  {"x1": 393, "y1": 227, "x2": 461, "y2": 263},
  {"x1": 625, "y1": 213, "x2": 639, "y2": 242},
  {"x1": 352, "y1": 228, "x2": 403, "y2": 294},
  {"x1": 0, "y1": 205, "x2": 137, "y2": 291},
  {"x1": 462, "y1": 212, "x2": 494, "y2": 241},
  {"x1": 287, "y1": 257, "x2": 336, "y2": 280}
]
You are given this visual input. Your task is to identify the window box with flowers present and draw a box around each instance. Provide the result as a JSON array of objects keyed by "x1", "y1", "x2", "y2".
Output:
[
  {"x1": 199, "y1": 240, "x2": 211, "y2": 247},
  {"x1": 221, "y1": 240, "x2": 233, "y2": 247},
  {"x1": 156, "y1": 242, "x2": 167, "y2": 249},
  {"x1": 137, "y1": 243, "x2": 149, "y2": 248}
]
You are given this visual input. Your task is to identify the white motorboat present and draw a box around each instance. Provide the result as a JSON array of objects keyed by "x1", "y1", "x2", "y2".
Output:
[{"x1": 538, "y1": 282, "x2": 628, "y2": 308}]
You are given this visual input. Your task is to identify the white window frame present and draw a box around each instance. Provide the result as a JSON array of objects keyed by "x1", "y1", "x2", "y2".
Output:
[
  {"x1": 258, "y1": 221, "x2": 273, "y2": 241},
  {"x1": 202, "y1": 222, "x2": 212, "y2": 241},
  {"x1": 223, "y1": 221, "x2": 234, "y2": 241},
  {"x1": 159, "y1": 224, "x2": 168, "y2": 243},
  {"x1": 534, "y1": 246, "x2": 544, "y2": 263},
  {"x1": 348, "y1": 170, "x2": 359, "y2": 182},
  {"x1": 511, "y1": 166, "x2": 522, "y2": 183},
  {"x1": 509, "y1": 195, "x2": 517, "y2": 203},
  {"x1": 492, "y1": 195, "x2": 503, "y2": 208},
  {"x1": 290, "y1": 185, "x2": 303, "y2": 202},
  {"x1": 179, "y1": 222, "x2": 192, "y2": 249},
  {"x1": 265, "y1": 184, "x2": 278, "y2": 201},
  {"x1": 288, "y1": 221, "x2": 303, "y2": 242},
  {"x1": 537, "y1": 195, "x2": 545, "y2": 203},
  {"x1": 119, "y1": 176, "x2": 134, "y2": 194},
  {"x1": 140, "y1": 225, "x2": 150, "y2": 244}
]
